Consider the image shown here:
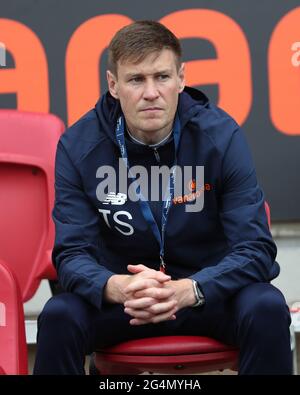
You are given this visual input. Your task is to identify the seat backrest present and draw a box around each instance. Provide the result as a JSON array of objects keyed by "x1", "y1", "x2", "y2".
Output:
[
  {"x1": 0, "y1": 110, "x2": 64, "y2": 301},
  {"x1": 0, "y1": 259, "x2": 27, "y2": 374}
]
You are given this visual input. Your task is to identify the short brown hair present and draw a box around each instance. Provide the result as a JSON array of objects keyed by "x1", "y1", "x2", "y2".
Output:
[{"x1": 107, "y1": 20, "x2": 182, "y2": 75}]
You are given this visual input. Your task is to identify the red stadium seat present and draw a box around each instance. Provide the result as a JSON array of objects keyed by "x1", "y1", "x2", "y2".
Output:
[
  {"x1": 92, "y1": 336, "x2": 238, "y2": 374},
  {"x1": 0, "y1": 110, "x2": 64, "y2": 374},
  {"x1": 0, "y1": 259, "x2": 27, "y2": 375}
]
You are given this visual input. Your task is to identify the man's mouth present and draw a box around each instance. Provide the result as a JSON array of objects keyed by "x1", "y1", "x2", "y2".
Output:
[{"x1": 140, "y1": 107, "x2": 163, "y2": 112}]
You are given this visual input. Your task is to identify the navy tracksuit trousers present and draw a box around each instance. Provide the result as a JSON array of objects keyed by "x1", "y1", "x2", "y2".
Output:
[{"x1": 33, "y1": 282, "x2": 292, "y2": 375}]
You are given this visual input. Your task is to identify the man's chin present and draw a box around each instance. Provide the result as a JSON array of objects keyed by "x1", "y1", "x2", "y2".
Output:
[{"x1": 139, "y1": 119, "x2": 167, "y2": 132}]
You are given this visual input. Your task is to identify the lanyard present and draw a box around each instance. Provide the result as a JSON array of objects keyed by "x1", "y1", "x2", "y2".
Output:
[{"x1": 115, "y1": 113, "x2": 181, "y2": 273}]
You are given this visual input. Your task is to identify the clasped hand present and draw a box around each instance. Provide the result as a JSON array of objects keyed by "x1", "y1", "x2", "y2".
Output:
[{"x1": 123, "y1": 264, "x2": 194, "y2": 326}]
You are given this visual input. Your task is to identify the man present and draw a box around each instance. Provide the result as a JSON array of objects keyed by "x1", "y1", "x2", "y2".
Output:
[{"x1": 34, "y1": 20, "x2": 292, "y2": 375}]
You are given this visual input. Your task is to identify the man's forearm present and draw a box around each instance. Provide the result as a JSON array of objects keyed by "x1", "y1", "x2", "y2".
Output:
[{"x1": 103, "y1": 274, "x2": 130, "y2": 304}]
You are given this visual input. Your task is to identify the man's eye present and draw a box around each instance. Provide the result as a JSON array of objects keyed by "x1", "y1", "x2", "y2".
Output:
[
  {"x1": 130, "y1": 77, "x2": 143, "y2": 83},
  {"x1": 158, "y1": 74, "x2": 169, "y2": 80}
]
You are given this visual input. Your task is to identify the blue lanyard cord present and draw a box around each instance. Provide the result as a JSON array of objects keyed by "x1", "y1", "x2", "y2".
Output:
[{"x1": 115, "y1": 114, "x2": 181, "y2": 273}]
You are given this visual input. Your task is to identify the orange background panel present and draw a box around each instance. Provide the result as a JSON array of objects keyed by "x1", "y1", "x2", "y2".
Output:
[{"x1": 0, "y1": 19, "x2": 49, "y2": 113}]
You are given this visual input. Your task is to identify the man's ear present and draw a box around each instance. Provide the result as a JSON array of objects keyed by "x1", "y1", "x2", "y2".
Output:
[
  {"x1": 107, "y1": 70, "x2": 119, "y2": 99},
  {"x1": 178, "y1": 63, "x2": 185, "y2": 93}
]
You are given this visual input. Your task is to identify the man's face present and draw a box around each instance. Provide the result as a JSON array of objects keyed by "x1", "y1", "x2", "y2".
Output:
[{"x1": 107, "y1": 49, "x2": 185, "y2": 138}]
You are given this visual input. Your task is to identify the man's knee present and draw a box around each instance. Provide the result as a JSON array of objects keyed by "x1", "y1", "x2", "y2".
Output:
[
  {"x1": 37, "y1": 293, "x2": 91, "y2": 334},
  {"x1": 236, "y1": 283, "x2": 291, "y2": 330}
]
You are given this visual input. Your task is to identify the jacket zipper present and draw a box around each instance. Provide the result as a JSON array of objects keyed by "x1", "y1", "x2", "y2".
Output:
[{"x1": 153, "y1": 147, "x2": 161, "y2": 163}]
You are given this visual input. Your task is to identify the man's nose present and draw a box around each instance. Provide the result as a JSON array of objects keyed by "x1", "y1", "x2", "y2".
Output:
[{"x1": 143, "y1": 80, "x2": 159, "y2": 100}]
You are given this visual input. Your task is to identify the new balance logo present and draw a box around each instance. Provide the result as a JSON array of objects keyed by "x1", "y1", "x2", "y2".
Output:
[{"x1": 103, "y1": 192, "x2": 127, "y2": 205}]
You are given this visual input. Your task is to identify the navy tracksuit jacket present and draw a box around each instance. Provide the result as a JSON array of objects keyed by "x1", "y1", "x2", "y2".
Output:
[{"x1": 52, "y1": 86, "x2": 279, "y2": 311}]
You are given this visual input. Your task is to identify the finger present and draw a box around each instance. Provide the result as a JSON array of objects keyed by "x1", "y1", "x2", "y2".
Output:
[
  {"x1": 124, "y1": 278, "x2": 163, "y2": 294},
  {"x1": 128, "y1": 302, "x2": 177, "y2": 322},
  {"x1": 124, "y1": 307, "x2": 153, "y2": 319},
  {"x1": 149, "y1": 306, "x2": 178, "y2": 324},
  {"x1": 127, "y1": 265, "x2": 171, "y2": 283},
  {"x1": 124, "y1": 297, "x2": 156, "y2": 309},
  {"x1": 127, "y1": 264, "x2": 149, "y2": 273},
  {"x1": 129, "y1": 307, "x2": 177, "y2": 326},
  {"x1": 133, "y1": 287, "x2": 175, "y2": 300},
  {"x1": 154, "y1": 272, "x2": 172, "y2": 283},
  {"x1": 148, "y1": 299, "x2": 177, "y2": 315},
  {"x1": 129, "y1": 318, "x2": 149, "y2": 326}
]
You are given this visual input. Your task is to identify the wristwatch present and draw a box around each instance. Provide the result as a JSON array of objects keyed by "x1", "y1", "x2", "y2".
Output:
[{"x1": 192, "y1": 280, "x2": 205, "y2": 307}]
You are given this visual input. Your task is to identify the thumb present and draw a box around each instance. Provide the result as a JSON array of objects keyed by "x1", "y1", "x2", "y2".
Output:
[
  {"x1": 127, "y1": 264, "x2": 171, "y2": 282},
  {"x1": 127, "y1": 264, "x2": 148, "y2": 274}
]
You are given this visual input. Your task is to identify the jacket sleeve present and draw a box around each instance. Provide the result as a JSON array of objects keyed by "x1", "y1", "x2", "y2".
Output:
[
  {"x1": 52, "y1": 140, "x2": 115, "y2": 310},
  {"x1": 190, "y1": 127, "x2": 278, "y2": 308}
]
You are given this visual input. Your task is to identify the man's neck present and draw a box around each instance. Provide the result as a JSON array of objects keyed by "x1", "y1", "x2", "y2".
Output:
[
  {"x1": 127, "y1": 127, "x2": 173, "y2": 147},
  {"x1": 126, "y1": 125, "x2": 173, "y2": 146}
]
